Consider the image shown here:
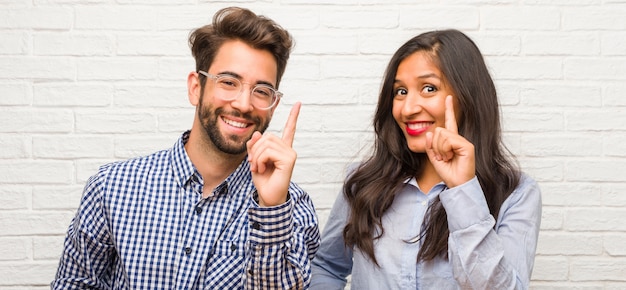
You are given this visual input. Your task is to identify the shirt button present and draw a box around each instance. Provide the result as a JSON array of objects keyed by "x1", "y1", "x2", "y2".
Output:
[
  {"x1": 252, "y1": 222, "x2": 261, "y2": 230},
  {"x1": 184, "y1": 247, "x2": 192, "y2": 255},
  {"x1": 195, "y1": 206, "x2": 202, "y2": 214},
  {"x1": 231, "y1": 244, "x2": 237, "y2": 252},
  {"x1": 248, "y1": 269, "x2": 253, "y2": 275},
  {"x1": 421, "y1": 200, "x2": 427, "y2": 206}
]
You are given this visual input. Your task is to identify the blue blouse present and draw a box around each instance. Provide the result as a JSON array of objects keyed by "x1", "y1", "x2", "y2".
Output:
[{"x1": 311, "y1": 174, "x2": 541, "y2": 289}]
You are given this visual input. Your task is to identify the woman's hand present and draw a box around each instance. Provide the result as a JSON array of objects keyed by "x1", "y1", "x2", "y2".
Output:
[{"x1": 425, "y1": 95, "x2": 475, "y2": 188}]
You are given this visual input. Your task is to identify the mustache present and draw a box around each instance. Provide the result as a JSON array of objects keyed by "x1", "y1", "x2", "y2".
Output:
[{"x1": 214, "y1": 107, "x2": 261, "y2": 125}]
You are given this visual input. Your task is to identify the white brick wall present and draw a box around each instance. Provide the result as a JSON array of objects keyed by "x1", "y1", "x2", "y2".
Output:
[{"x1": 1, "y1": 1, "x2": 625, "y2": 289}]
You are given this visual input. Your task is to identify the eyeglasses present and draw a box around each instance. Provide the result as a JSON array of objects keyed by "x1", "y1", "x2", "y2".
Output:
[{"x1": 198, "y1": 70, "x2": 282, "y2": 110}]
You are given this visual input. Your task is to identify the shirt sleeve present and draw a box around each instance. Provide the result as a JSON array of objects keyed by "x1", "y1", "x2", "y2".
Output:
[
  {"x1": 51, "y1": 170, "x2": 116, "y2": 289},
  {"x1": 246, "y1": 183, "x2": 320, "y2": 289},
  {"x1": 439, "y1": 174, "x2": 542, "y2": 289},
  {"x1": 310, "y1": 189, "x2": 353, "y2": 290}
]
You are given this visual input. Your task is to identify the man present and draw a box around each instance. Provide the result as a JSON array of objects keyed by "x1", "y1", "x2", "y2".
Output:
[{"x1": 52, "y1": 7, "x2": 320, "y2": 289}]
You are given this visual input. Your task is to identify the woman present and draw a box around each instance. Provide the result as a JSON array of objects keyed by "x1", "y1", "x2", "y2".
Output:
[{"x1": 311, "y1": 29, "x2": 542, "y2": 289}]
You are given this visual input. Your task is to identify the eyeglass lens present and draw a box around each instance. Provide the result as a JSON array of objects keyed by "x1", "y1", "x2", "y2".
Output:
[{"x1": 214, "y1": 75, "x2": 277, "y2": 109}]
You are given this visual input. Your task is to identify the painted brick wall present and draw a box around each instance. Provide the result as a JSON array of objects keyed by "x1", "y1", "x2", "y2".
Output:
[{"x1": 1, "y1": 1, "x2": 625, "y2": 289}]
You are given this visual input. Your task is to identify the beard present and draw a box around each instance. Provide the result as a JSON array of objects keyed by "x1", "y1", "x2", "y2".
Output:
[{"x1": 197, "y1": 95, "x2": 271, "y2": 155}]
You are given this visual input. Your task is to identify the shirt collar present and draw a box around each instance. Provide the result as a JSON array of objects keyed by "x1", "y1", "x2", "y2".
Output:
[
  {"x1": 170, "y1": 130, "x2": 252, "y2": 197},
  {"x1": 403, "y1": 176, "x2": 447, "y2": 195}
]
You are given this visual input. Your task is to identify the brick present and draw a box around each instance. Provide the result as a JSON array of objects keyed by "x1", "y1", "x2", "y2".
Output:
[
  {"x1": 531, "y1": 256, "x2": 569, "y2": 281},
  {"x1": 0, "y1": 161, "x2": 73, "y2": 184},
  {"x1": 32, "y1": 185, "x2": 83, "y2": 210},
  {"x1": 75, "y1": 6, "x2": 155, "y2": 30},
  {"x1": 501, "y1": 108, "x2": 564, "y2": 132},
  {"x1": 75, "y1": 111, "x2": 156, "y2": 133},
  {"x1": 295, "y1": 132, "x2": 362, "y2": 158},
  {"x1": 286, "y1": 79, "x2": 359, "y2": 105},
  {"x1": 157, "y1": 110, "x2": 193, "y2": 133},
  {"x1": 483, "y1": 7, "x2": 560, "y2": 30},
  {"x1": 566, "y1": 58, "x2": 626, "y2": 80},
  {"x1": 154, "y1": 6, "x2": 219, "y2": 30},
  {"x1": 0, "y1": 57, "x2": 75, "y2": 80},
  {"x1": 76, "y1": 58, "x2": 158, "y2": 81},
  {"x1": 567, "y1": 109, "x2": 626, "y2": 131},
  {"x1": 321, "y1": 9, "x2": 398, "y2": 29},
  {"x1": 570, "y1": 257, "x2": 626, "y2": 281},
  {"x1": 0, "y1": 32, "x2": 28, "y2": 55},
  {"x1": 473, "y1": 33, "x2": 521, "y2": 56},
  {"x1": 604, "y1": 234, "x2": 626, "y2": 256},
  {"x1": 523, "y1": 32, "x2": 599, "y2": 56},
  {"x1": 302, "y1": 183, "x2": 342, "y2": 210},
  {"x1": 605, "y1": 135, "x2": 626, "y2": 157},
  {"x1": 33, "y1": 236, "x2": 65, "y2": 260},
  {"x1": 602, "y1": 32, "x2": 626, "y2": 56},
  {"x1": 265, "y1": 9, "x2": 319, "y2": 30},
  {"x1": 157, "y1": 57, "x2": 195, "y2": 81},
  {"x1": 280, "y1": 56, "x2": 319, "y2": 80},
  {"x1": 0, "y1": 7, "x2": 72, "y2": 29},
  {"x1": 320, "y1": 56, "x2": 388, "y2": 80},
  {"x1": 0, "y1": 109, "x2": 73, "y2": 133},
  {"x1": 0, "y1": 135, "x2": 30, "y2": 158},
  {"x1": 0, "y1": 238, "x2": 30, "y2": 261},
  {"x1": 520, "y1": 83, "x2": 602, "y2": 107},
  {"x1": 114, "y1": 84, "x2": 189, "y2": 108},
  {"x1": 489, "y1": 57, "x2": 562, "y2": 80},
  {"x1": 605, "y1": 84, "x2": 626, "y2": 107},
  {"x1": 33, "y1": 32, "x2": 112, "y2": 56},
  {"x1": 114, "y1": 134, "x2": 178, "y2": 158},
  {"x1": 33, "y1": 135, "x2": 114, "y2": 158},
  {"x1": 0, "y1": 211, "x2": 75, "y2": 236},
  {"x1": 0, "y1": 186, "x2": 30, "y2": 210},
  {"x1": 117, "y1": 33, "x2": 188, "y2": 56},
  {"x1": 540, "y1": 207, "x2": 564, "y2": 230},
  {"x1": 34, "y1": 83, "x2": 113, "y2": 107},
  {"x1": 529, "y1": 283, "x2": 603, "y2": 290},
  {"x1": 0, "y1": 82, "x2": 31, "y2": 106},
  {"x1": 399, "y1": 6, "x2": 479, "y2": 30},
  {"x1": 521, "y1": 134, "x2": 602, "y2": 157},
  {"x1": 605, "y1": 184, "x2": 626, "y2": 207},
  {"x1": 536, "y1": 232, "x2": 602, "y2": 255},
  {"x1": 567, "y1": 160, "x2": 626, "y2": 182},
  {"x1": 0, "y1": 262, "x2": 58, "y2": 285},
  {"x1": 76, "y1": 159, "x2": 118, "y2": 184},
  {"x1": 566, "y1": 208, "x2": 626, "y2": 231},
  {"x1": 539, "y1": 182, "x2": 603, "y2": 207},
  {"x1": 358, "y1": 30, "x2": 417, "y2": 55},
  {"x1": 563, "y1": 7, "x2": 626, "y2": 30},
  {"x1": 293, "y1": 32, "x2": 358, "y2": 55}
]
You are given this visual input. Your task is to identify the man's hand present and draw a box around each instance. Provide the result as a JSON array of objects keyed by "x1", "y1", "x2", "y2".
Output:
[{"x1": 246, "y1": 102, "x2": 301, "y2": 206}]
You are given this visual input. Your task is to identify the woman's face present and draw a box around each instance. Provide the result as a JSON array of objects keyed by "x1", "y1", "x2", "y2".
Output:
[{"x1": 392, "y1": 51, "x2": 459, "y2": 153}]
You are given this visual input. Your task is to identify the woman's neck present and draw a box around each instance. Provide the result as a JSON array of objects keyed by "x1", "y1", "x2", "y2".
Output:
[{"x1": 417, "y1": 161, "x2": 442, "y2": 194}]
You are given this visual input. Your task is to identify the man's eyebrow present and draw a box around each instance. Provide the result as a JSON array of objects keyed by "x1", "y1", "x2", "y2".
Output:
[{"x1": 218, "y1": 71, "x2": 276, "y2": 88}]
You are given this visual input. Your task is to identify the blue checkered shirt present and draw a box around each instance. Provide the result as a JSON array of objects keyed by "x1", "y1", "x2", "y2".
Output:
[{"x1": 52, "y1": 131, "x2": 320, "y2": 289}]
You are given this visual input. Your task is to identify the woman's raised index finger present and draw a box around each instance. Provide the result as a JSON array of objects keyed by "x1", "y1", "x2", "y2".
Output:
[
  {"x1": 281, "y1": 101, "x2": 301, "y2": 147},
  {"x1": 445, "y1": 95, "x2": 458, "y2": 134}
]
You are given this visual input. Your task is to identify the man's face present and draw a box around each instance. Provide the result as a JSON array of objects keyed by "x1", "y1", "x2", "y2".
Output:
[{"x1": 194, "y1": 40, "x2": 279, "y2": 155}]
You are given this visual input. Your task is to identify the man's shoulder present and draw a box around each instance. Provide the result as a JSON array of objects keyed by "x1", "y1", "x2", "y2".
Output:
[{"x1": 97, "y1": 148, "x2": 173, "y2": 180}]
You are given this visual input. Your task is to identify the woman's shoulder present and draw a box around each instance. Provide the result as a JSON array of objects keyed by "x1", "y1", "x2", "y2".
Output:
[{"x1": 504, "y1": 172, "x2": 542, "y2": 211}]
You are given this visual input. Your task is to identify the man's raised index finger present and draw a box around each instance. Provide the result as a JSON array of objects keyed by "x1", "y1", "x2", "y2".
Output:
[{"x1": 282, "y1": 101, "x2": 301, "y2": 147}]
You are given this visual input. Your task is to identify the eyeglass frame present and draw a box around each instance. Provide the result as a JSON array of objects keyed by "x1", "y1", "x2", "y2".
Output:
[{"x1": 197, "y1": 70, "x2": 283, "y2": 110}]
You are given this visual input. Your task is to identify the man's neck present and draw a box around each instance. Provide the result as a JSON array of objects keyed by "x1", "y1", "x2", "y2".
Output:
[{"x1": 185, "y1": 131, "x2": 247, "y2": 196}]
